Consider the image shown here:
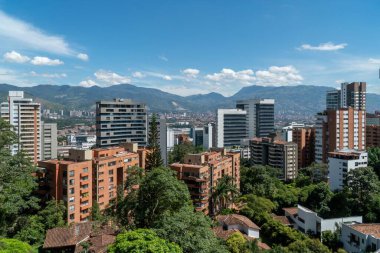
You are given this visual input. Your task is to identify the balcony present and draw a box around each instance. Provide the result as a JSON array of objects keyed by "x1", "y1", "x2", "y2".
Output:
[
  {"x1": 81, "y1": 172, "x2": 89, "y2": 177},
  {"x1": 80, "y1": 188, "x2": 89, "y2": 194},
  {"x1": 80, "y1": 195, "x2": 89, "y2": 202}
]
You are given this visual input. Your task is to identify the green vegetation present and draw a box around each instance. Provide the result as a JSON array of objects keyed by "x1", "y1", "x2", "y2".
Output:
[
  {"x1": 0, "y1": 238, "x2": 35, "y2": 253},
  {"x1": 108, "y1": 229, "x2": 182, "y2": 253},
  {"x1": 145, "y1": 113, "x2": 163, "y2": 171},
  {"x1": 168, "y1": 142, "x2": 204, "y2": 164},
  {"x1": 212, "y1": 175, "x2": 240, "y2": 215}
]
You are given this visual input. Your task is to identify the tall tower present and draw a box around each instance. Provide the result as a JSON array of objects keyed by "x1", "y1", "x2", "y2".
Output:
[{"x1": 0, "y1": 91, "x2": 41, "y2": 163}]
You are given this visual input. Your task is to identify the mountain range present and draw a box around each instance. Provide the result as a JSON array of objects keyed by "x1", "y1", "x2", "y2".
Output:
[{"x1": 1, "y1": 83, "x2": 379, "y2": 117}]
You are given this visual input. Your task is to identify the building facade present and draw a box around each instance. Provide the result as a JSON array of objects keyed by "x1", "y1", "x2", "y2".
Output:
[
  {"x1": 315, "y1": 108, "x2": 366, "y2": 163},
  {"x1": 341, "y1": 222, "x2": 380, "y2": 253},
  {"x1": 366, "y1": 125, "x2": 380, "y2": 147},
  {"x1": 96, "y1": 99, "x2": 147, "y2": 147},
  {"x1": 328, "y1": 150, "x2": 368, "y2": 191},
  {"x1": 41, "y1": 122, "x2": 58, "y2": 160},
  {"x1": 0, "y1": 91, "x2": 41, "y2": 163},
  {"x1": 170, "y1": 150, "x2": 240, "y2": 215},
  {"x1": 292, "y1": 127, "x2": 315, "y2": 169},
  {"x1": 249, "y1": 137, "x2": 298, "y2": 181},
  {"x1": 203, "y1": 123, "x2": 214, "y2": 149},
  {"x1": 341, "y1": 82, "x2": 366, "y2": 110},
  {"x1": 216, "y1": 109, "x2": 247, "y2": 147}
]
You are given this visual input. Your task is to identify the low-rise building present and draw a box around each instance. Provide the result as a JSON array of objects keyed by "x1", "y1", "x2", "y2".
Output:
[
  {"x1": 328, "y1": 150, "x2": 368, "y2": 191},
  {"x1": 341, "y1": 222, "x2": 380, "y2": 253},
  {"x1": 170, "y1": 150, "x2": 240, "y2": 215},
  {"x1": 283, "y1": 205, "x2": 362, "y2": 236},
  {"x1": 250, "y1": 137, "x2": 298, "y2": 181}
]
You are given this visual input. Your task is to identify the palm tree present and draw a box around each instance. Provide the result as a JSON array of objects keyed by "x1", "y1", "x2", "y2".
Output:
[{"x1": 211, "y1": 175, "x2": 239, "y2": 215}]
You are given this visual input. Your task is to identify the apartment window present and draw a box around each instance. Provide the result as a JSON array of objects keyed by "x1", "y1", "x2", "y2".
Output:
[
  {"x1": 69, "y1": 197, "x2": 75, "y2": 203},
  {"x1": 109, "y1": 192, "x2": 114, "y2": 198},
  {"x1": 69, "y1": 214, "x2": 75, "y2": 220},
  {"x1": 69, "y1": 188, "x2": 75, "y2": 194},
  {"x1": 109, "y1": 177, "x2": 114, "y2": 183},
  {"x1": 83, "y1": 167, "x2": 88, "y2": 173},
  {"x1": 108, "y1": 161, "x2": 116, "y2": 166},
  {"x1": 69, "y1": 179, "x2": 75, "y2": 185},
  {"x1": 108, "y1": 170, "x2": 114, "y2": 175},
  {"x1": 69, "y1": 170, "x2": 74, "y2": 177},
  {"x1": 81, "y1": 176, "x2": 89, "y2": 181},
  {"x1": 69, "y1": 205, "x2": 75, "y2": 211}
]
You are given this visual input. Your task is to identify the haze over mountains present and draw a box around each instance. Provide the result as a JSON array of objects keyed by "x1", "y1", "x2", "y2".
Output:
[{"x1": 1, "y1": 83, "x2": 379, "y2": 117}]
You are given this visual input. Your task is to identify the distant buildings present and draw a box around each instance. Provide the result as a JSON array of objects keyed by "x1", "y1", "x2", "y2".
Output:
[
  {"x1": 0, "y1": 91, "x2": 57, "y2": 163},
  {"x1": 170, "y1": 150, "x2": 240, "y2": 215},
  {"x1": 249, "y1": 137, "x2": 298, "y2": 181},
  {"x1": 96, "y1": 99, "x2": 148, "y2": 147},
  {"x1": 366, "y1": 125, "x2": 380, "y2": 147},
  {"x1": 327, "y1": 82, "x2": 366, "y2": 110},
  {"x1": 328, "y1": 150, "x2": 368, "y2": 191},
  {"x1": 216, "y1": 109, "x2": 247, "y2": 148}
]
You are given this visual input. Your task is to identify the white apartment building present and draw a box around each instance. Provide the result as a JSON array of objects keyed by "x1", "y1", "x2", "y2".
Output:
[
  {"x1": 341, "y1": 222, "x2": 380, "y2": 253},
  {"x1": 283, "y1": 205, "x2": 362, "y2": 235},
  {"x1": 328, "y1": 150, "x2": 368, "y2": 191},
  {"x1": 203, "y1": 123, "x2": 214, "y2": 149},
  {"x1": 0, "y1": 91, "x2": 41, "y2": 163},
  {"x1": 216, "y1": 109, "x2": 247, "y2": 148}
]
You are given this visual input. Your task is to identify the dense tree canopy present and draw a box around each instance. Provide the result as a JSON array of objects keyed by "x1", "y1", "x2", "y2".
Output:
[
  {"x1": 168, "y1": 142, "x2": 204, "y2": 164},
  {"x1": 108, "y1": 229, "x2": 182, "y2": 253},
  {"x1": 0, "y1": 238, "x2": 34, "y2": 253}
]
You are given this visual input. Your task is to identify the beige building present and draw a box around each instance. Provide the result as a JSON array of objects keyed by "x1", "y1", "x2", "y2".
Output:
[
  {"x1": 0, "y1": 91, "x2": 41, "y2": 163},
  {"x1": 249, "y1": 137, "x2": 298, "y2": 181}
]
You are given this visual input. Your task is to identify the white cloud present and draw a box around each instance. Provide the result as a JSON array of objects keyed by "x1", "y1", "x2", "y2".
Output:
[
  {"x1": 298, "y1": 42, "x2": 347, "y2": 51},
  {"x1": 369, "y1": 58, "x2": 380, "y2": 64},
  {"x1": 132, "y1": 71, "x2": 145, "y2": 78},
  {"x1": 0, "y1": 10, "x2": 75, "y2": 55},
  {"x1": 182, "y1": 68, "x2": 200, "y2": 78},
  {"x1": 205, "y1": 68, "x2": 255, "y2": 83},
  {"x1": 29, "y1": 71, "x2": 67, "y2": 78},
  {"x1": 255, "y1": 65, "x2": 303, "y2": 85},
  {"x1": 94, "y1": 70, "x2": 131, "y2": 85},
  {"x1": 77, "y1": 53, "x2": 89, "y2": 61},
  {"x1": 30, "y1": 56, "x2": 64, "y2": 66},
  {"x1": 158, "y1": 55, "x2": 168, "y2": 62},
  {"x1": 163, "y1": 75, "x2": 172, "y2": 81},
  {"x1": 3, "y1": 50, "x2": 30, "y2": 63},
  {"x1": 79, "y1": 79, "x2": 98, "y2": 87}
]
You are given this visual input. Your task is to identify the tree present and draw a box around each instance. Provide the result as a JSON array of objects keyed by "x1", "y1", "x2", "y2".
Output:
[
  {"x1": 0, "y1": 118, "x2": 39, "y2": 237},
  {"x1": 153, "y1": 205, "x2": 229, "y2": 253},
  {"x1": 368, "y1": 147, "x2": 380, "y2": 178},
  {"x1": 226, "y1": 232, "x2": 247, "y2": 253},
  {"x1": 134, "y1": 167, "x2": 190, "y2": 227},
  {"x1": 300, "y1": 182, "x2": 333, "y2": 217},
  {"x1": 168, "y1": 143, "x2": 204, "y2": 164},
  {"x1": 285, "y1": 239, "x2": 330, "y2": 253},
  {"x1": 321, "y1": 230, "x2": 343, "y2": 252},
  {"x1": 212, "y1": 175, "x2": 239, "y2": 215},
  {"x1": 0, "y1": 238, "x2": 34, "y2": 253},
  {"x1": 90, "y1": 201, "x2": 103, "y2": 222},
  {"x1": 145, "y1": 114, "x2": 163, "y2": 171},
  {"x1": 108, "y1": 229, "x2": 182, "y2": 253}
]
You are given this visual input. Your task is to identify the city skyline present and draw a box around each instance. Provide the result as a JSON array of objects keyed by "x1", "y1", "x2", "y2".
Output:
[{"x1": 1, "y1": 0, "x2": 380, "y2": 96}]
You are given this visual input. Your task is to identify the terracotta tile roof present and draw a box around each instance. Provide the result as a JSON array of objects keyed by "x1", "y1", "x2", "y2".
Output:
[
  {"x1": 283, "y1": 207, "x2": 298, "y2": 216},
  {"x1": 213, "y1": 227, "x2": 270, "y2": 250},
  {"x1": 216, "y1": 214, "x2": 260, "y2": 230},
  {"x1": 271, "y1": 214, "x2": 293, "y2": 226},
  {"x1": 350, "y1": 224, "x2": 380, "y2": 238},
  {"x1": 43, "y1": 222, "x2": 92, "y2": 249}
]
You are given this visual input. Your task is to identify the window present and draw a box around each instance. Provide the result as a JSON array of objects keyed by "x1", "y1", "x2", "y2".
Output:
[
  {"x1": 108, "y1": 161, "x2": 116, "y2": 166},
  {"x1": 108, "y1": 170, "x2": 114, "y2": 175},
  {"x1": 83, "y1": 167, "x2": 88, "y2": 173},
  {"x1": 69, "y1": 214, "x2": 75, "y2": 220},
  {"x1": 69, "y1": 170, "x2": 74, "y2": 177},
  {"x1": 69, "y1": 197, "x2": 75, "y2": 202},
  {"x1": 69, "y1": 205, "x2": 75, "y2": 211},
  {"x1": 109, "y1": 177, "x2": 114, "y2": 182},
  {"x1": 69, "y1": 179, "x2": 75, "y2": 185},
  {"x1": 69, "y1": 188, "x2": 75, "y2": 194}
]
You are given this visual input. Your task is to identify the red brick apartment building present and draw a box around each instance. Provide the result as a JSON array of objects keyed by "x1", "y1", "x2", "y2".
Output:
[
  {"x1": 38, "y1": 145, "x2": 140, "y2": 224},
  {"x1": 170, "y1": 149, "x2": 240, "y2": 215},
  {"x1": 292, "y1": 127, "x2": 315, "y2": 169}
]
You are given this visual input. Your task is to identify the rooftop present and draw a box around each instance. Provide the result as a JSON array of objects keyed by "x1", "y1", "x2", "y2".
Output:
[
  {"x1": 350, "y1": 224, "x2": 380, "y2": 238},
  {"x1": 283, "y1": 207, "x2": 298, "y2": 216},
  {"x1": 216, "y1": 214, "x2": 260, "y2": 230}
]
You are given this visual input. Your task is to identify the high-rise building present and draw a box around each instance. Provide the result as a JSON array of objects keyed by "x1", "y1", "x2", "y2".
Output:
[
  {"x1": 216, "y1": 109, "x2": 247, "y2": 147},
  {"x1": 326, "y1": 90, "x2": 341, "y2": 110},
  {"x1": 328, "y1": 150, "x2": 368, "y2": 191},
  {"x1": 315, "y1": 108, "x2": 366, "y2": 163},
  {"x1": 203, "y1": 123, "x2": 214, "y2": 149},
  {"x1": 292, "y1": 127, "x2": 315, "y2": 169},
  {"x1": 249, "y1": 137, "x2": 298, "y2": 181},
  {"x1": 281, "y1": 122, "x2": 308, "y2": 142},
  {"x1": 0, "y1": 91, "x2": 41, "y2": 163},
  {"x1": 41, "y1": 122, "x2": 58, "y2": 160},
  {"x1": 366, "y1": 125, "x2": 380, "y2": 147},
  {"x1": 341, "y1": 82, "x2": 366, "y2": 110},
  {"x1": 236, "y1": 99, "x2": 275, "y2": 138},
  {"x1": 170, "y1": 150, "x2": 240, "y2": 215},
  {"x1": 191, "y1": 126, "x2": 204, "y2": 147},
  {"x1": 96, "y1": 99, "x2": 147, "y2": 147}
]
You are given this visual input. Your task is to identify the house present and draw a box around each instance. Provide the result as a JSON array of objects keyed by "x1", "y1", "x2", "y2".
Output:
[
  {"x1": 341, "y1": 222, "x2": 380, "y2": 253},
  {"x1": 43, "y1": 222, "x2": 116, "y2": 253},
  {"x1": 213, "y1": 214, "x2": 270, "y2": 250},
  {"x1": 283, "y1": 205, "x2": 362, "y2": 235}
]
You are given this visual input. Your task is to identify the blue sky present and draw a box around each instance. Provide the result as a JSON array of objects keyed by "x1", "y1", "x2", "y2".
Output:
[{"x1": 1, "y1": 0, "x2": 380, "y2": 96}]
